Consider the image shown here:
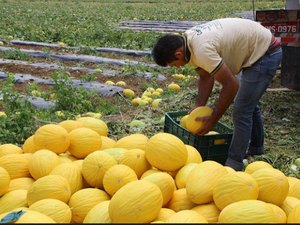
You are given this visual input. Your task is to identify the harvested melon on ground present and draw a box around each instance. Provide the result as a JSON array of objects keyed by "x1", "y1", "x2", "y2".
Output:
[
  {"x1": 58, "y1": 119, "x2": 83, "y2": 133},
  {"x1": 244, "y1": 160, "x2": 273, "y2": 174},
  {"x1": 81, "y1": 150, "x2": 117, "y2": 189},
  {"x1": 83, "y1": 200, "x2": 111, "y2": 223},
  {"x1": 8, "y1": 177, "x2": 34, "y2": 192},
  {"x1": 167, "y1": 188, "x2": 197, "y2": 212},
  {"x1": 0, "y1": 189, "x2": 28, "y2": 214},
  {"x1": 100, "y1": 136, "x2": 116, "y2": 150},
  {"x1": 0, "y1": 153, "x2": 31, "y2": 179},
  {"x1": 118, "y1": 148, "x2": 152, "y2": 178},
  {"x1": 27, "y1": 175, "x2": 71, "y2": 206},
  {"x1": 168, "y1": 83, "x2": 181, "y2": 91},
  {"x1": 33, "y1": 124, "x2": 70, "y2": 154},
  {"x1": 108, "y1": 180, "x2": 163, "y2": 223},
  {"x1": 185, "y1": 145, "x2": 202, "y2": 164},
  {"x1": 0, "y1": 166, "x2": 10, "y2": 196},
  {"x1": 114, "y1": 133, "x2": 149, "y2": 150},
  {"x1": 142, "y1": 171, "x2": 176, "y2": 207},
  {"x1": 22, "y1": 135, "x2": 39, "y2": 153},
  {"x1": 76, "y1": 116, "x2": 108, "y2": 136},
  {"x1": 192, "y1": 202, "x2": 221, "y2": 223},
  {"x1": 175, "y1": 162, "x2": 198, "y2": 189},
  {"x1": 267, "y1": 203, "x2": 287, "y2": 223},
  {"x1": 0, "y1": 144, "x2": 23, "y2": 157},
  {"x1": 29, "y1": 198, "x2": 72, "y2": 223},
  {"x1": 102, "y1": 147, "x2": 127, "y2": 163},
  {"x1": 186, "y1": 106, "x2": 213, "y2": 134},
  {"x1": 145, "y1": 132, "x2": 187, "y2": 172},
  {"x1": 68, "y1": 188, "x2": 110, "y2": 223},
  {"x1": 68, "y1": 127, "x2": 102, "y2": 159},
  {"x1": 287, "y1": 204, "x2": 300, "y2": 223},
  {"x1": 154, "y1": 208, "x2": 176, "y2": 222},
  {"x1": 165, "y1": 209, "x2": 208, "y2": 223},
  {"x1": 103, "y1": 164, "x2": 138, "y2": 196},
  {"x1": 0, "y1": 208, "x2": 55, "y2": 223},
  {"x1": 28, "y1": 149, "x2": 60, "y2": 180},
  {"x1": 287, "y1": 176, "x2": 300, "y2": 199}
]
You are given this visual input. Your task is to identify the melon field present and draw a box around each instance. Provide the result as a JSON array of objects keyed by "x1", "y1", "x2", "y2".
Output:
[{"x1": 0, "y1": 0, "x2": 300, "y2": 223}]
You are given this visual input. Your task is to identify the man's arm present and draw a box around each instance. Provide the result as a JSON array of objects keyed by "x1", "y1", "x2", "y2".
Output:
[
  {"x1": 195, "y1": 67, "x2": 214, "y2": 106},
  {"x1": 196, "y1": 63, "x2": 239, "y2": 135}
]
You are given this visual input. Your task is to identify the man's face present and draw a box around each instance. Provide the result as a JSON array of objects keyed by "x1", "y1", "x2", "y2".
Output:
[{"x1": 167, "y1": 47, "x2": 188, "y2": 68}]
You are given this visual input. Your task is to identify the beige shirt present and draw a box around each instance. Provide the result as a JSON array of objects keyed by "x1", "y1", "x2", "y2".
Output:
[{"x1": 184, "y1": 18, "x2": 272, "y2": 75}]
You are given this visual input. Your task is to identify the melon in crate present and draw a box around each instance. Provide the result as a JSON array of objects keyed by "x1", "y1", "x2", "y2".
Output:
[
  {"x1": 76, "y1": 116, "x2": 108, "y2": 136},
  {"x1": 145, "y1": 132, "x2": 188, "y2": 172},
  {"x1": 0, "y1": 153, "x2": 31, "y2": 179},
  {"x1": 33, "y1": 124, "x2": 70, "y2": 154},
  {"x1": 81, "y1": 150, "x2": 117, "y2": 188},
  {"x1": 68, "y1": 188, "x2": 110, "y2": 223},
  {"x1": 0, "y1": 144, "x2": 23, "y2": 157},
  {"x1": 27, "y1": 175, "x2": 71, "y2": 206},
  {"x1": 103, "y1": 164, "x2": 138, "y2": 196},
  {"x1": 68, "y1": 127, "x2": 102, "y2": 159},
  {"x1": 0, "y1": 166, "x2": 10, "y2": 196},
  {"x1": 108, "y1": 180, "x2": 163, "y2": 223},
  {"x1": 114, "y1": 133, "x2": 149, "y2": 150},
  {"x1": 28, "y1": 149, "x2": 60, "y2": 180},
  {"x1": 186, "y1": 106, "x2": 213, "y2": 134},
  {"x1": 118, "y1": 148, "x2": 152, "y2": 178}
]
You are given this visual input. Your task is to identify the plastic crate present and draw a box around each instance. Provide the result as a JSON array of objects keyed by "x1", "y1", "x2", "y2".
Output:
[{"x1": 164, "y1": 111, "x2": 233, "y2": 165}]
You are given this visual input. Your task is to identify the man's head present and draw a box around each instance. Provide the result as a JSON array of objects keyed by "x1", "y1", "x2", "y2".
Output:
[{"x1": 152, "y1": 34, "x2": 188, "y2": 67}]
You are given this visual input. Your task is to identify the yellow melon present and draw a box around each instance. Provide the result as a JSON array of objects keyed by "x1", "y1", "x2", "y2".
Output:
[
  {"x1": 167, "y1": 83, "x2": 181, "y2": 91},
  {"x1": 287, "y1": 176, "x2": 300, "y2": 199},
  {"x1": 251, "y1": 168, "x2": 289, "y2": 206},
  {"x1": 22, "y1": 135, "x2": 39, "y2": 153},
  {"x1": 8, "y1": 177, "x2": 34, "y2": 192},
  {"x1": 68, "y1": 127, "x2": 102, "y2": 159},
  {"x1": 140, "y1": 168, "x2": 160, "y2": 179},
  {"x1": 103, "y1": 164, "x2": 138, "y2": 196},
  {"x1": 192, "y1": 202, "x2": 221, "y2": 223},
  {"x1": 186, "y1": 106, "x2": 213, "y2": 134},
  {"x1": 81, "y1": 150, "x2": 117, "y2": 188},
  {"x1": 244, "y1": 160, "x2": 273, "y2": 174},
  {"x1": 76, "y1": 116, "x2": 108, "y2": 136},
  {"x1": 83, "y1": 200, "x2": 111, "y2": 223},
  {"x1": 27, "y1": 175, "x2": 71, "y2": 206},
  {"x1": 58, "y1": 152, "x2": 78, "y2": 164},
  {"x1": 68, "y1": 188, "x2": 110, "y2": 223},
  {"x1": 224, "y1": 166, "x2": 236, "y2": 173},
  {"x1": 33, "y1": 124, "x2": 70, "y2": 154},
  {"x1": 179, "y1": 115, "x2": 189, "y2": 129},
  {"x1": 0, "y1": 189, "x2": 28, "y2": 214},
  {"x1": 154, "y1": 208, "x2": 176, "y2": 222},
  {"x1": 28, "y1": 149, "x2": 60, "y2": 180},
  {"x1": 142, "y1": 172, "x2": 176, "y2": 207},
  {"x1": 167, "y1": 188, "x2": 197, "y2": 212},
  {"x1": 185, "y1": 145, "x2": 202, "y2": 164},
  {"x1": 58, "y1": 119, "x2": 83, "y2": 133},
  {"x1": 287, "y1": 204, "x2": 300, "y2": 223},
  {"x1": 123, "y1": 88, "x2": 135, "y2": 98},
  {"x1": 119, "y1": 148, "x2": 152, "y2": 178},
  {"x1": 267, "y1": 203, "x2": 287, "y2": 223},
  {"x1": 0, "y1": 208, "x2": 55, "y2": 223},
  {"x1": 114, "y1": 133, "x2": 149, "y2": 150},
  {"x1": 166, "y1": 210, "x2": 208, "y2": 223},
  {"x1": 109, "y1": 180, "x2": 163, "y2": 223},
  {"x1": 280, "y1": 196, "x2": 300, "y2": 216},
  {"x1": 0, "y1": 153, "x2": 31, "y2": 179},
  {"x1": 0, "y1": 166, "x2": 10, "y2": 196},
  {"x1": 205, "y1": 131, "x2": 226, "y2": 144},
  {"x1": 100, "y1": 136, "x2": 116, "y2": 150},
  {"x1": 145, "y1": 132, "x2": 188, "y2": 172},
  {"x1": 175, "y1": 162, "x2": 198, "y2": 189},
  {"x1": 213, "y1": 171, "x2": 259, "y2": 210},
  {"x1": 185, "y1": 160, "x2": 227, "y2": 204},
  {"x1": 50, "y1": 162, "x2": 83, "y2": 194},
  {"x1": 0, "y1": 144, "x2": 23, "y2": 157},
  {"x1": 102, "y1": 147, "x2": 127, "y2": 163},
  {"x1": 218, "y1": 200, "x2": 275, "y2": 223},
  {"x1": 29, "y1": 198, "x2": 72, "y2": 223}
]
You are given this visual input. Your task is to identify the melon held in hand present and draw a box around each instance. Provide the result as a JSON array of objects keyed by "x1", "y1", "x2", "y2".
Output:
[{"x1": 186, "y1": 106, "x2": 213, "y2": 134}]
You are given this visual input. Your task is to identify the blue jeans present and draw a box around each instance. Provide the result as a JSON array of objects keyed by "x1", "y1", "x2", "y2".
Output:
[{"x1": 225, "y1": 47, "x2": 282, "y2": 171}]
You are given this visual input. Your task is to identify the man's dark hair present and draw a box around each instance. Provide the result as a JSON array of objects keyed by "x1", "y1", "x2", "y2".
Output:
[{"x1": 152, "y1": 34, "x2": 184, "y2": 67}]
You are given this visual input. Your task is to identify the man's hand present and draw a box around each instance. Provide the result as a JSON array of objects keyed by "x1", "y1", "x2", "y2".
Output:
[{"x1": 194, "y1": 115, "x2": 216, "y2": 135}]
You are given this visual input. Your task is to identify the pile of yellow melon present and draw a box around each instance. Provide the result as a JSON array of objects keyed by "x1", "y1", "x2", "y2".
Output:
[{"x1": 0, "y1": 115, "x2": 299, "y2": 223}]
